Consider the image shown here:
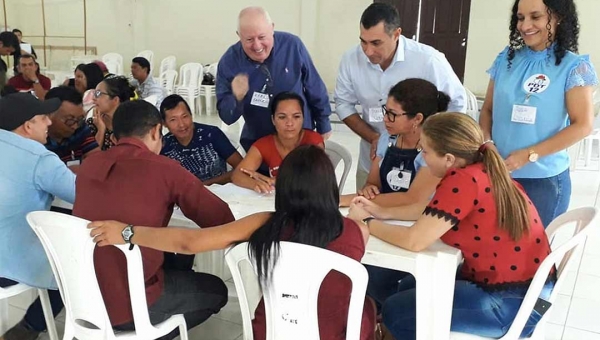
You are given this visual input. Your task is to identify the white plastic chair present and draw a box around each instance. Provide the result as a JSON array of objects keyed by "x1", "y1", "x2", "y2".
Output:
[
  {"x1": 576, "y1": 89, "x2": 600, "y2": 170},
  {"x1": 464, "y1": 87, "x2": 479, "y2": 121},
  {"x1": 200, "y1": 62, "x2": 218, "y2": 115},
  {"x1": 143, "y1": 95, "x2": 159, "y2": 107},
  {"x1": 159, "y1": 70, "x2": 178, "y2": 96},
  {"x1": 102, "y1": 53, "x2": 123, "y2": 76},
  {"x1": 0, "y1": 285, "x2": 58, "y2": 339},
  {"x1": 159, "y1": 56, "x2": 177, "y2": 76},
  {"x1": 450, "y1": 207, "x2": 598, "y2": 340},
  {"x1": 175, "y1": 63, "x2": 203, "y2": 116},
  {"x1": 324, "y1": 140, "x2": 352, "y2": 193},
  {"x1": 225, "y1": 241, "x2": 368, "y2": 340},
  {"x1": 220, "y1": 116, "x2": 245, "y2": 152},
  {"x1": 136, "y1": 50, "x2": 154, "y2": 75},
  {"x1": 26, "y1": 211, "x2": 188, "y2": 340}
]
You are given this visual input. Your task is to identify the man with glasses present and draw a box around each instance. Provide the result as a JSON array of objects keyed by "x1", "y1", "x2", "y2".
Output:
[
  {"x1": 335, "y1": 3, "x2": 466, "y2": 190},
  {"x1": 45, "y1": 86, "x2": 99, "y2": 168},
  {"x1": 217, "y1": 6, "x2": 332, "y2": 154}
]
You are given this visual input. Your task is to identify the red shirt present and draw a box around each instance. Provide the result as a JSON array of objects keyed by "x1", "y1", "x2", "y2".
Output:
[
  {"x1": 73, "y1": 138, "x2": 234, "y2": 326},
  {"x1": 252, "y1": 218, "x2": 375, "y2": 340},
  {"x1": 253, "y1": 129, "x2": 323, "y2": 177},
  {"x1": 7, "y1": 73, "x2": 51, "y2": 91},
  {"x1": 425, "y1": 163, "x2": 551, "y2": 288}
]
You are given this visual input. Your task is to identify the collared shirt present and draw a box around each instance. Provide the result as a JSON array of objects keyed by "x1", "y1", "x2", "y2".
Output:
[
  {"x1": 131, "y1": 75, "x2": 166, "y2": 109},
  {"x1": 7, "y1": 73, "x2": 51, "y2": 91},
  {"x1": 45, "y1": 124, "x2": 99, "y2": 163},
  {"x1": 0, "y1": 129, "x2": 75, "y2": 289},
  {"x1": 161, "y1": 123, "x2": 237, "y2": 182},
  {"x1": 73, "y1": 137, "x2": 234, "y2": 326},
  {"x1": 217, "y1": 31, "x2": 331, "y2": 151},
  {"x1": 334, "y1": 36, "x2": 467, "y2": 172}
]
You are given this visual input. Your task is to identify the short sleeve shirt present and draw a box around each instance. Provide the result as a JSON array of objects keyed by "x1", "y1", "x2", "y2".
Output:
[
  {"x1": 161, "y1": 123, "x2": 237, "y2": 182},
  {"x1": 425, "y1": 163, "x2": 551, "y2": 289},
  {"x1": 45, "y1": 124, "x2": 99, "y2": 163},
  {"x1": 253, "y1": 129, "x2": 324, "y2": 177}
]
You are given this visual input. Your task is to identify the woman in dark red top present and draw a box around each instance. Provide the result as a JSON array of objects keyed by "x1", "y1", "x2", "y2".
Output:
[
  {"x1": 349, "y1": 112, "x2": 555, "y2": 339},
  {"x1": 89, "y1": 145, "x2": 375, "y2": 340},
  {"x1": 231, "y1": 91, "x2": 324, "y2": 193}
]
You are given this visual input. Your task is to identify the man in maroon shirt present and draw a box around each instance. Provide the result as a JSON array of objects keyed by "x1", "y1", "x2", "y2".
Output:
[
  {"x1": 7, "y1": 54, "x2": 50, "y2": 99},
  {"x1": 73, "y1": 100, "x2": 234, "y2": 338}
]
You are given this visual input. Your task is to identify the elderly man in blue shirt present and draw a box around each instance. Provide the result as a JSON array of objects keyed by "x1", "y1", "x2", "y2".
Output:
[
  {"x1": 217, "y1": 6, "x2": 332, "y2": 153},
  {"x1": 0, "y1": 93, "x2": 75, "y2": 340}
]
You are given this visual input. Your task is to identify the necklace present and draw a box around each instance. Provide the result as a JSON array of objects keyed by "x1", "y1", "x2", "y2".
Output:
[{"x1": 399, "y1": 135, "x2": 421, "y2": 152}]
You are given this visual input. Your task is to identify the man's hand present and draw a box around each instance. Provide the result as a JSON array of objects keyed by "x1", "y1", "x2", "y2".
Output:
[
  {"x1": 88, "y1": 220, "x2": 128, "y2": 247},
  {"x1": 232, "y1": 74, "x2": 249, "y2": 101},
  {"x1": 370, "y1": 134, "x2": 380, "y2": 160},
  {"x1": 22, "y1": 68, "x2": 38, "y2": 83}
]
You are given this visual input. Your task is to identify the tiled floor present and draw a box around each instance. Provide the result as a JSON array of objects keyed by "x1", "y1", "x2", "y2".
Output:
[{"x1": 5, "y1": 112, "x2": 600, "y2": 339}]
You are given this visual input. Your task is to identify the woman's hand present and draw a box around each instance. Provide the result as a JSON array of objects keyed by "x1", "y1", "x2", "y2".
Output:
[
  {"x1": 358, "y1": 184, "x2": 380, "y2": 200},
  {"x1": 351, "y1": 196, "x2": 386, "y2": 219},
  {"x1": 92, "y1": 107, "x2": 106, "y2": 132},
  {"x1": 348, "y1": 200, "x2": 373, "y2": 222},
  {"x1": 88, "y1": 220, "x2": 128, "y2": 247},
  {"x1": 339, "y1": 194, "x2": 357, "y2": 207},
  {"x1": 241, "y1": 168, "x2": 275, "y2": 194},
  {"x1": 504, "y1": 148, "x2": 530, "y2": 172}
]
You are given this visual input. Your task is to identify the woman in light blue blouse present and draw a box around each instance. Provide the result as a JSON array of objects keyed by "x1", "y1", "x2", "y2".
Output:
[{"x1": 479, "y1": 0, "x2": 598, "y2": 227}]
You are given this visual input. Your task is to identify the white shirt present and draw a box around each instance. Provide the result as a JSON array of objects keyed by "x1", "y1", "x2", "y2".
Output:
[
  {"x1": 132, "y1": 75, "x2": 166, "y2": 109},
  {"x1": 334, "y1": 36, "x2": 466, "y2": 172}
]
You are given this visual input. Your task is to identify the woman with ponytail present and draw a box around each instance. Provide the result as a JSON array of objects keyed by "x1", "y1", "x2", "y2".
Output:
[
  {"x1": 340, "y1": 78, "x2": 449, "y2": 208},
  {"x1": 350, "y1": 112, "x2": 555, "y2": 339},
  {"x1": 87, "y1": 75, "x2": 136, "y2": 150}
]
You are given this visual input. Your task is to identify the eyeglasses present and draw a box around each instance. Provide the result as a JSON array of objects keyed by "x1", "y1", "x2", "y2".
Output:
[
  {"x1": 382, "y1": 104, "x2": 409, "y2": 123},
  {"x1": 93, "y1": 90, "x2": 110, "y2": 99},
  {"x1": 61, "y1": 116, "x2": 85, "y2": 128}
]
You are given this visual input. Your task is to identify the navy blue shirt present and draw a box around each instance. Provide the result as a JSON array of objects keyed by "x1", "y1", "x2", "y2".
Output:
[
  {"x1": 161, "y1": 123, "x2": 237, "y2": 182},
  {"x1": 217, "y1": 31, "x2": 332, "y2": 151},
  {"x1": 45, "y1": 124, "x2": 99, "y2": 163}
]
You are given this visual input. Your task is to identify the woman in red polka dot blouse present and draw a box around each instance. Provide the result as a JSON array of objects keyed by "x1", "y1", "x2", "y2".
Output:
[{"x1": 349, "y1": 112, "x2": 555, "y2": 339}]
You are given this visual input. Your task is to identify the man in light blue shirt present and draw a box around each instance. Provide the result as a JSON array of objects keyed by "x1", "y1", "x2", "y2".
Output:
[
  {"x1": 0, "y1": 93, "x2": 75, "y2": 340},
  {"x1": 335, "y1": 3, "x2": 466, "y2": 190}
]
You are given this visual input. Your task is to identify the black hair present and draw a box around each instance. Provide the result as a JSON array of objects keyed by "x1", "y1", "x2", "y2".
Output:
[
  {"x1": 1, "y1": 85, "x2": 17, "y2": 97},
  {"x1": 45, "y1": 86, "x2": 83, "y2": 105},
  {"x1": 269, "y1": 91, "x2": 305, "y2": 117},
  {"x1": 248, "y1": 145, "x2": 343, "y2": 284},
  {"x1": 508, "y1": 0, "x2": 579, "y2": 67},
  {"x1": 11, "y1": 29, "x2": 22, "y2": 35},
  {"x1": 81, "y1": 63, "x2": 104, "y2": 91},
  {"x1": 388, "y1": 78, "x2": 450, "y2": 123},
  {"x1": 132, "y1": 57, "x2": 151, "y2": 74},
  {"x1": 102, "y1": 75, "x2": 135, "y2": 103},
  {"x1": 0, "y1": 32, "x2": 19, "y2": 53},
  {"x1": 113, "y1": 100, "x2": 162, "y2": 140},
  {"x1": 18, "y1": 54, "x2": 35, "y2": 62},
  {"x1": 75, "y1": 63, "x2": 85, "y2": 73},
  {"x1": 360, "y1": 3, "x2": 401, "y2": 35},
  {"x1": 159, "y1": 94, "x2": 192, "y2": 120}
]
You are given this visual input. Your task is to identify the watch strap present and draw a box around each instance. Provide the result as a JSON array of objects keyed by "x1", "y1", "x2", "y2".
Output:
[{"x1": 362, "y1": 216, "x2": 375, "y2": 226}]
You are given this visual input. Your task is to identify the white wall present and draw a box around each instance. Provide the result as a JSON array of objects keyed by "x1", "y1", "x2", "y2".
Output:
[
  {"x1": 464, "y1": 0, "x2": 600, "y2": 96},
  {"x1": 3, "y1": 0, "x2": 599, "y2": 95}
]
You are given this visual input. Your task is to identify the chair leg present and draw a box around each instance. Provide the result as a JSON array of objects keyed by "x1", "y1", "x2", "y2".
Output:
[
  {"x1": 38, "y1": 289, "x2": 59, "y2": 340},
  {"x1": 0, "y1": 299, "x2": 9, "y2": 335},
  {"x1": 178, "y1": 322, "x2": 189, "y2": 340}
]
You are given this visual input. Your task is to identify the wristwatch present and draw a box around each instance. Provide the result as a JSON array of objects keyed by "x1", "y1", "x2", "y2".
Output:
[
  {"x1": 32, "y1": 79, "x2": 40, "y2": 84},
  {"x1": 528, "y1": 149, "x2": 539, "y2": 162},
  {"x1": 362, "y1": 216, "x2": 375, "y2": 226},
  {"x1": 121, "y1": 224, "x2": 135, "y2": 243}
]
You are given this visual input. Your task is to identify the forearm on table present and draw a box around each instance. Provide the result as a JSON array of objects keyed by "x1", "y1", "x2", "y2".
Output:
[{"x1": 378, "y1": 200, "x2": 427, "y2": 221}]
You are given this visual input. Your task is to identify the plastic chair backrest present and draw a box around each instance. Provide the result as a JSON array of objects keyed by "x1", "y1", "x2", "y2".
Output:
[
  {"x1": 464, "y1": 87, "x2": 479, "y2": 121},
  {"x1": 160, "y1": 56, "x2": 177, "y2": 75},
  {"x1": 102, "y1": 53, "x2": 123, "y2": 75},
  {"x1": 26, "y1": 211, "x2": 158, "y2": 339},
  {"x1": 160, "y1": 70, "x2": 178, "y2": 95},
  {"x1": 324, "y1": 140, "x2": 352, "y2": 193},
  {"x1": 104, "y1": 60, "x2": 121, "y2": 76},
  {"x1": 225, "y1": 241, "x2": 368, "y2": 340},
  {"x1": 136, "y1": 50, "x2": 154, "y2": 72},
  {"x1": 178, "y1": 63, "x2": 203, "y2": 88},
  {"x1": 206, "y1": 62, "x2": 218, "y2": 77},
  {"x1": 451, "y1": 207, "x2": 597, "y2": 340}
]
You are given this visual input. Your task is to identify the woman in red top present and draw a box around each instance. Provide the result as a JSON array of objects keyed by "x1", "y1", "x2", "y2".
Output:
[
  {"x1": 231, "y1": 91, "x2": 324, "y2": 193},
  {"x1": 350, "y1": 112, "x2": 555, "y2": 339},
  {"x1": 89, "y1": 145, "x2": 375, "y2": 340}
]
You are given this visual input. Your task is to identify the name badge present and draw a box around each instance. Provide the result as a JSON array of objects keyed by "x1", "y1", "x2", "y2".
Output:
[
  {"x1": 250, "y1": 92, "x2": 270, "y2": 108},
  {"x1": 387, "y1": 168, "x2": 412, "y2": 191},
  {"x1": 368, "y1": 107, "x2": 384, "y2": 122},
  {"x1": 66, "y1": 160, "x2": 81, "y2": 167},
  {"x1": 511, "y1": 104, "x2": 537, "y2": 125}
]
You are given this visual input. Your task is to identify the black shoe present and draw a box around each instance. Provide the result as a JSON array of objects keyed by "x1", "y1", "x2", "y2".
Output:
[{"x1": 1, "y1": 319, "x2": 40, "y2": 340}]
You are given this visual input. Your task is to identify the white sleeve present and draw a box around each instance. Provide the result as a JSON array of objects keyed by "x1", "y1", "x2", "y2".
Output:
[
  {"x1": 426, "y1": 53, "x2": 467, "y2": 113},
  {"x1": 334, "y1": 51, "x2": 360, "y2": 120}
]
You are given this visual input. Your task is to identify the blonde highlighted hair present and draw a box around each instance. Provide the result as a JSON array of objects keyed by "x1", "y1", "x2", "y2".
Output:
[{"x1": 422, "y1": 112, "x2": 531, "y2": 240}]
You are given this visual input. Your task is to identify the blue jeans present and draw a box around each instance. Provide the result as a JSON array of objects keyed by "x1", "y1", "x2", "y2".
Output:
[
  {"x1": 515, "y1": 169, "x2": 571, "y2": 228},
  {"x1": 381, "y1": 277, "x2": 554, "y2": 340}
]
